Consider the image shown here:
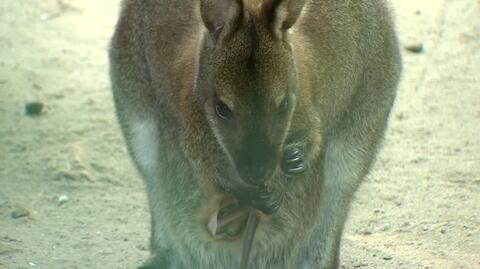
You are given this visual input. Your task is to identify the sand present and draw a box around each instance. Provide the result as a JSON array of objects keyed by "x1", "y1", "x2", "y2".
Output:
[{"x1": 0, "y1": 0, "x2": 479, "y2": 268}]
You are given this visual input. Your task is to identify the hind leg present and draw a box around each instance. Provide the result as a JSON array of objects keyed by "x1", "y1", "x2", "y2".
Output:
[
  {"x1": 302, "y1": 137, "x2": 375, "y2": 269},
  {"x1": 301, "y1": 84, "x2": 397, "y2": 268}
]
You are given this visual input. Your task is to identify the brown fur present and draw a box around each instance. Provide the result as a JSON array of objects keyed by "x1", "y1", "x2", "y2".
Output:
[{"x1": 109, "y1": 0, "x2": 401, "y2": 268}]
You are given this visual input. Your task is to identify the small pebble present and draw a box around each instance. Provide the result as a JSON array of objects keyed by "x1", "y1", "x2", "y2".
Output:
[
  {"x1": 11, "y1": 207, "x2": 30, "y2": 219},
  {"x1": 137, "y1": 245, "x2": 148, "y2": 251},
  {"x1": 41, "y1": 13, "x2": 50, "y2": 21},
  {"x1": 79, "y1": 170, "x2": 95, "y2": 182},
  {"x1": 405, "y1": 43, "x2": 424, "y2": 53},
  {"x1": 55, "y1": 170, "x2": 76, "y2": 181},
  {"x1": 395, "y1": 112, "x2": 405, "y2": 120},
  {"x1": 58, "y1": 195, "x2": 69, "y2": 206},
  {"x1": 383, "y1": 256, "x2": 393, "y2": 261},
  {"x1": 32, "y1": 83, "x2": 43, "y2": 90},
  {"x1": 25, "y1": 101, "x2": 44, "y2": 116}
]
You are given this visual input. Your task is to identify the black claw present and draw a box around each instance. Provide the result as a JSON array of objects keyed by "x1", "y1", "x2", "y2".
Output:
[
  {"x1": 287, "y1": 164, "x2": 306, "y2": 174},
  {"x1": 247, "y1": 188, "x2": 282, "y2": 215},
  {"x1": 286, "y1": 156, "x2": 302, "y2": 164},
  {"x1": 287, "y1": 148, "x2": 302, "y2": 158},
  {"x1": 282, "y1": 146, "x2": 306, "y2": 176}
]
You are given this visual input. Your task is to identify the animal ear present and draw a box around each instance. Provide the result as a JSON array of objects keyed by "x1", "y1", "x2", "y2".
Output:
[
  {"x1": 200, "y1": 0, "x2": 243, "y2": 41},
  {"x1": 262, "y1": 0, "x2": 306, "y2": 37}
]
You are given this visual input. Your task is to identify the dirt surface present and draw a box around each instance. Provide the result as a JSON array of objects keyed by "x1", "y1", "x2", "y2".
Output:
[{"x1": 1, "y1": 1, "x2": 479, "y2": 268}]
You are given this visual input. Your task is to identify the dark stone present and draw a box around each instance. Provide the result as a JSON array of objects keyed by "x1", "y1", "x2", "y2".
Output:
[
  {"x1": 405, "y1": 43, "x2": 424, "y2": 54},
  {"x1": 11, "y1": 207, "x2": 30, "y2": 219},
  {"x1": 25, "y1": 101, "x2": 44, "y2": 116}
]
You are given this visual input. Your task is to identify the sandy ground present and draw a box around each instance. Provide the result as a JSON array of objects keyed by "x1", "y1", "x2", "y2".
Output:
[{"x1": 0, "y1": 0, "x2": 479, "y2": 268}]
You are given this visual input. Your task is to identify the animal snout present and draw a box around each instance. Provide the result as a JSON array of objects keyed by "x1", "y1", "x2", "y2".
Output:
[
  {"x1": 236, "y1": 150, "x2": 277, "y2": 185},
  {"x1": 238, "y1": 161, "x2": 268, "y2": 184}
]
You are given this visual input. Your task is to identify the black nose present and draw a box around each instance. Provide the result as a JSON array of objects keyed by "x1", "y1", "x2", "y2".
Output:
[
  {"x1": 239, "y1": 162, "x2": 265, "y2": 184},
  {"x1": 237, "y1": 158, "x2": 275, "y2": 185}
]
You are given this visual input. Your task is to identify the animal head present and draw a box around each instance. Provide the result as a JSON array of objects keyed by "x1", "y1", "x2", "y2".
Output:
[{"x1": 195, "y1": 0, "x2": 305, "y2": 186}]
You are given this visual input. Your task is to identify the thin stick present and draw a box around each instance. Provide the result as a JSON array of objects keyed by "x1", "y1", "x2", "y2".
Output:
[{"x1": 240, "y1": 210, "x2": 259, "y2": 269}]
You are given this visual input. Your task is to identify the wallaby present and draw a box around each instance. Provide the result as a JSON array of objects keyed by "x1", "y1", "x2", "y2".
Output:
[{"x1": 109, "y1": 0, "x2": 401, "y2": 268}]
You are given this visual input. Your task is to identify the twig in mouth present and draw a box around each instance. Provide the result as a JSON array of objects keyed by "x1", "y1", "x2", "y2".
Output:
[{"x1": 240, "y1": 210, "x2": 259, "y2": 269}]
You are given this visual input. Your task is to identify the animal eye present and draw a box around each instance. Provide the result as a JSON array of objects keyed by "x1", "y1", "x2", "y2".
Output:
[
  {"x1": 278, "y1": 96, "x2": 289, "y2": 114},
  {"x1": 215, "y1": 101, "x2": 232, "y2": 120}
]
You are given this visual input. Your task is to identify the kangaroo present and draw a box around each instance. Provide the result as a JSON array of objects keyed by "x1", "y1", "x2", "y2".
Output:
[{"x1": 109, "y1": 0, "x2": 401, "y2": 268}]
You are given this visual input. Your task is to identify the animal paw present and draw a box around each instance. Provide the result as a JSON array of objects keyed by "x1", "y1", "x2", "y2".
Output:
[
  {"x1": 251, "y1": 188, "x2": 282, "y2": 215},
  {"x1": 281, "y1": 146, "x2": 306, "y2": 175}
]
